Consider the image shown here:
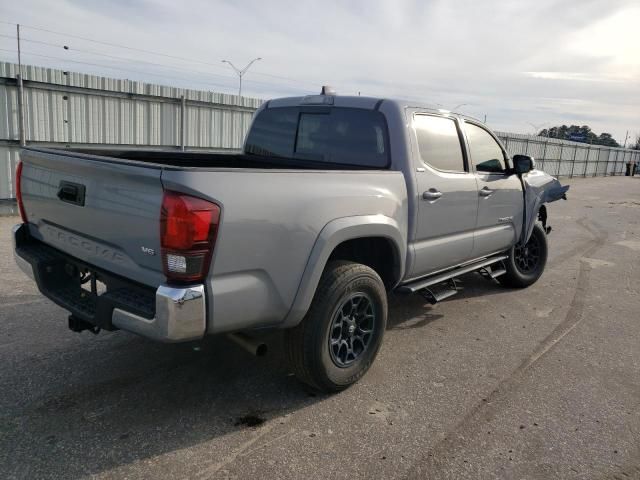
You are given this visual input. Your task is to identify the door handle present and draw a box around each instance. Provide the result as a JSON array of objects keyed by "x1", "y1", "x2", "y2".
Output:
[
  {"x1": 423, "y1": 189, "x2": 443, "y2": 200},
  {"x1": 479, "y1": 186, "x2": 494, "y2": 197}
]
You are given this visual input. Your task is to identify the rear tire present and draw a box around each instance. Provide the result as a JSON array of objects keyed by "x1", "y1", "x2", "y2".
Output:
[
  {"x1": 285, "y1": 261, "x2": 387, "y2": 393},
  {"x1": 498, "y1": 223, "x2": 548, "y2": 288}
]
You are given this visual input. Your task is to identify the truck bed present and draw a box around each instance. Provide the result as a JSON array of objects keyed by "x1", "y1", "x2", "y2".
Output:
[
  {"x1": 17, "y1": 146, "x2": 408, "y2": 335},
  {"x1": 66, "y1": 148, "x2": 388, "y2": 170}
]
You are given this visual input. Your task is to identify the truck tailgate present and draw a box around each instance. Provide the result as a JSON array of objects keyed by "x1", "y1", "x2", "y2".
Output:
[{"x1": 19, "y1": 149, "x2": 165, "y2": 287}]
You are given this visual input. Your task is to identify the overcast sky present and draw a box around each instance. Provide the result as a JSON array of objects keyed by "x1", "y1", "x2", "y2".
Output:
[{"x1": 1, "y1": 0, "x2": 638, "y2": 142}]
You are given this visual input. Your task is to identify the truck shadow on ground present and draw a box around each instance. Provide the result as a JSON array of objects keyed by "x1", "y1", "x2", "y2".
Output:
[
  {"x1": 387, "y1": 272, "x2": 515, "y2": 330},
  {"x1": 2, "y1": 272, "x2": 511, "y2": 479}
]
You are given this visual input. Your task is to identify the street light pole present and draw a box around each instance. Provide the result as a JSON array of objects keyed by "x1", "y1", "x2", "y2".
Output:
[{"x1": 221, "y1": 57, "x2": 262, "y2": 97}]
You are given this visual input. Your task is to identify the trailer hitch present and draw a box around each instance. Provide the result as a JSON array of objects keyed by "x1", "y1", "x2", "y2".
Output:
[{"x1": 68, "y1": 315, "x2": 101, "y2": 335}]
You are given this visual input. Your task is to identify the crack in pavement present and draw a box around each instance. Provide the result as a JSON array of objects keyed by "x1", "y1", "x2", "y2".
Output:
[{"x1": 404, "y1": 218, "x2": 608, "y2": 479}]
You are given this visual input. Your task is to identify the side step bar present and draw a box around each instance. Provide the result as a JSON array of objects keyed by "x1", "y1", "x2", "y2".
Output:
[
  {"x1": 419, "y1": 280, "x2": 460, "y2": 305},
  {"x1": 396, "y1": 255, "x2": 508, "y2": 294},
  {"x1": 488, "y1": 268, "x2": 506, "y2": 279}
]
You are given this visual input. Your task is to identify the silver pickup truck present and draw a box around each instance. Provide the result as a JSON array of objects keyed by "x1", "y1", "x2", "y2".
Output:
[{"x1": 13, "y1": 90, "x2": 568, "y2": 392}]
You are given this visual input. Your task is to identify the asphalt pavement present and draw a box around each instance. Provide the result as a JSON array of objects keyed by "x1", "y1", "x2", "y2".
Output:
[{"x1": 1, "y1": 176, "x2": 639, "y2": 479}]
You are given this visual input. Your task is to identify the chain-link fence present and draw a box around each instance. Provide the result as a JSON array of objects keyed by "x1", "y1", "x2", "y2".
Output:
[{"x1": 495, "y1": 131, "x2": 640, "y2": 177}]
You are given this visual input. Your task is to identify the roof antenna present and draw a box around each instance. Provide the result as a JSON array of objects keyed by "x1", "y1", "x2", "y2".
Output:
[{"x1": 321, "y1": 86, "x2": 336, "y2": 96}]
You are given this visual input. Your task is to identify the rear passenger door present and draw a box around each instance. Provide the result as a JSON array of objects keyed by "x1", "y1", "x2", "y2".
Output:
[
  {"x1": 408, "y1": 113, "x2": 479, "y2": 278},
  {"x1": 463, "y1": 121, "x2": 523, "y2": 258}
]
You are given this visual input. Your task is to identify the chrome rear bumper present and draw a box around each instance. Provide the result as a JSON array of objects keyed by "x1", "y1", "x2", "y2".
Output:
[
  {"x1": 13, "y1": 223, "x2": 206, "y2": 342},
  {"x1": 111, "y1": 285, "x2": 206, "y2": 342}
]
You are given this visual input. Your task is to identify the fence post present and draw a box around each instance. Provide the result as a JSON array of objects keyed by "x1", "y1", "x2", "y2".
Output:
[
  {"x1": 557, "y1": 142, "x2": 563, "y2": 177},
  {"x1": 584, "y1": 144, "x2": 591, "y2": 177},
  {"x1": 16, "y1": 25, "x2": 27, "y2": 147},
  {"x1": 180, "y1": 95, "x2": 186, "y2": 151},
  {"x1": 540, "y1": 137, "x2": 548, "y2": 171},
  {"x1": 624, "y1": 151, "x2": 630, "y2": 175},
  {"x1": 569, "y1": 144, "x2": 577, "y2": 178},
  {"x1": 16, "y1": 75, "x2": 26, "y2": 147}
]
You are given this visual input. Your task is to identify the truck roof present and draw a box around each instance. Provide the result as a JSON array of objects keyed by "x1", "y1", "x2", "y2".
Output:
[{"x1": 266, "y1": 94, "x2": 478, "y2": 121}]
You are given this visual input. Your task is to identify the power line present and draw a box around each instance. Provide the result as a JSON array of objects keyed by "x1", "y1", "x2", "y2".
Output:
[
  {"x1": 0, "y1": 28, "x2": 317, "y2": 93},
  {"x1": 2, "y1": 21, "x2": 229, "y2": 70},
  {"x1": 0, "y1": 33, "x2": 239, "y2": 82},
  {"x1": 0, "y1": 50, "x2": 313, "y2": 96},
  {"x1": 0, "y1": 48, "x2": 238, "y2": 90},
  {"x1": 0, "y1": 20, "x2": 319, "y2": 89},
  {"x1": 0, "y1": 34, "x2": 313, "y2": 94}
]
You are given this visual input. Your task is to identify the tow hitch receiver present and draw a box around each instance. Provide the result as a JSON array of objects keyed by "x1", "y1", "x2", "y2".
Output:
[{"x1": 68, "y1": 315, "x2": 101, "y2": 334}]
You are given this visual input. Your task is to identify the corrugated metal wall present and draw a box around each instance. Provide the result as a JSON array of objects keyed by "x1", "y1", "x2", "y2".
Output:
[
  {"x1": 495, "y1": 131, "x2": 640, "y2": 178},
  {"x1": 0, "y1": 61, "x2": 263, "y2": 198},
  {"x1": 0, "y1": 146, "x2": 19, "y2": 199},
  {"x1": 2, "y1": 61, "x2": 639, "y2": 199}
]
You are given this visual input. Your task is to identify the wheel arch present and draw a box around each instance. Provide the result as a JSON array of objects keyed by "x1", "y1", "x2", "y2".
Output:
[{"x1": 281, "y1": 215, "x2": 406, "y2": 328}]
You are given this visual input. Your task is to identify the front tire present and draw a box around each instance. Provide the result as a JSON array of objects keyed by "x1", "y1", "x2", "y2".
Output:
[
  {"x1": 285, "y1": 261, "x2": 388, "y2": 393},
  {"x1": 498, "y1": 223, "x2": 548, "y2": 288}
]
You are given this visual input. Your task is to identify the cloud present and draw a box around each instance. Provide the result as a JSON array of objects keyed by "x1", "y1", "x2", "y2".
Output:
[
  {"x1": 524, "y1": 71, "x2": 634, "y2": 82},
  {"x1": 1, "y1": 0, "x2": 638, "y2": 141}
]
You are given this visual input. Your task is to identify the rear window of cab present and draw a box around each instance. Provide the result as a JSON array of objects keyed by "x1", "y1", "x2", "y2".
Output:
[{"x1": 245, "y1": 107, "x2": 390, "y2": 168}]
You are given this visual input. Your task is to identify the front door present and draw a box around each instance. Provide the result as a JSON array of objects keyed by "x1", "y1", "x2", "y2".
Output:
[
  {"x1": 408, "y1": 113, "x2": 479, "y2": 279},
  {"x1": 463, "y1": 121, "x2": 523, "y2": 258}
]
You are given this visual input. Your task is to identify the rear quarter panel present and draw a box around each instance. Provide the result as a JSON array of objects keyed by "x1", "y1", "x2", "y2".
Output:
[{"x1": 161, "y1": 168, "x2": 407, "y2": 333}]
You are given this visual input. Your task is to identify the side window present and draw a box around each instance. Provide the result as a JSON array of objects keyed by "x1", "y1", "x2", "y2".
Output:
[
  {"x1": 465, "y1": 123, "x2": 507, "y2": 173},
  {"x1": 414, "y1": 115, "x2": 465, "y2": 172}
]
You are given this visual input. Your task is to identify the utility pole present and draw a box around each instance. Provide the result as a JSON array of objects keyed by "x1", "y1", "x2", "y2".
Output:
[
  {"x1": 623, "y1": 130, "x2": 629, "y2": 148},
  {"x1": 221, "y1": 57, "x2": 262, "y2": 97},
  {"x1": 16, "y1": 24, "x2": 26, "y2": 146}
]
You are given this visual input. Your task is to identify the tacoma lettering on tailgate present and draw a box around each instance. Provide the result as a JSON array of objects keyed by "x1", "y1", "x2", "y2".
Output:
[{"x1": 42, "y1": 224, "x2": 126, "y2": 264}]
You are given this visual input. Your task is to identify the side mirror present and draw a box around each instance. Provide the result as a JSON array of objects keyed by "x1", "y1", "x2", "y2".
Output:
[{"x1": 512, "y1": 155, "x2": 535, "y2": 174}]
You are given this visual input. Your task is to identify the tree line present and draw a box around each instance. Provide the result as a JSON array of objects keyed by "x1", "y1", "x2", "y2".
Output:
[{"x1": 537, "y1": 125, "x2": 622, "y2": 147}]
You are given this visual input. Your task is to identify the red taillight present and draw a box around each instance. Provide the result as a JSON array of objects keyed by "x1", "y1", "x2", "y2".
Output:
[
  {"x1": 160, "y1": 191, "x2": 220, "y2": 283},
  {"x1": 16, "y1": 161, "x2": 27, "y2": 223}
]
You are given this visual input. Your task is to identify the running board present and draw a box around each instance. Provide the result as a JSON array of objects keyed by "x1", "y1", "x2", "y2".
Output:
[
  {"x1": 489, "y1": 268, "x2": 506, "y2": 279},
  {"x1": 396, "y1": 255, "x2": 509, "y2": 294},
  {"x1": 419, "y1": 282, "x2": 459, "y2": 304}
]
